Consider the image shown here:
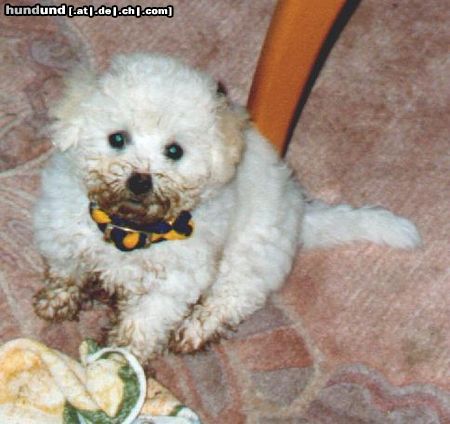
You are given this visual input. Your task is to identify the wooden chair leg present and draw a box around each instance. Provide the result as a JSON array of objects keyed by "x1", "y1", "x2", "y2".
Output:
[{"x1": 247, "y1": 0, "x2": 347, "y2": 154}]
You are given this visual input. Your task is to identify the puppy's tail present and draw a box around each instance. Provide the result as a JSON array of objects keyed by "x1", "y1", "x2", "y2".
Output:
[{"x1": 300, "y1": 200, "x2": 421, "y2": 250}]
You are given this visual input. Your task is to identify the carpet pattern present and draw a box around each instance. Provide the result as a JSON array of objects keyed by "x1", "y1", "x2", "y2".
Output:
[{"x1": 0, "y1": 1, "x2": 449, "y2": 422}]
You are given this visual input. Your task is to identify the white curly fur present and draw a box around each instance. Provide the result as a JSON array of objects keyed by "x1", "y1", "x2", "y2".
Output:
[{"x1": 33, "y1": 54, "x2": 421, "y2": 361}]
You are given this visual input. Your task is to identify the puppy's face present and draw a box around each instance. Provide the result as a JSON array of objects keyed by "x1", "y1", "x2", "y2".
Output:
[{"x1": 50, "y1": 54, "x2": 247, "y2": 223}]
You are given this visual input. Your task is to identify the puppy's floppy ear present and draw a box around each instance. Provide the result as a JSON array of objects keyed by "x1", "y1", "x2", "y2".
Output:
[
  {"x1": 49, "y1": 65, "x2": 97, "y2": 151},
  {"x1": 212, "y1": 97, "x2": 248, "y2": 184}
]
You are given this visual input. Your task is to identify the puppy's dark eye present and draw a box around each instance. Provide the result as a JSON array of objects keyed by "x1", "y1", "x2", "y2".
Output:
[
  {"x1": 164, "y1": 142, "x2": 184, "y2": 161},
  {"x1": 108, "y1": 131, "x2": 129, "y2": 149}
]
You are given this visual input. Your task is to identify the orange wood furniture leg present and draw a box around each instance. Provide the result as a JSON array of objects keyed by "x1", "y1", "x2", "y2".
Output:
[{"x1": 247, "y1": 0, "x2": 346, "y2": 154}]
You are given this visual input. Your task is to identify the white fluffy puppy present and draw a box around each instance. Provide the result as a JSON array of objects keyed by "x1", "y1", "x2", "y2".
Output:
[{"x1": 33, "y1": 53, "x2": 420, "y2": 361}]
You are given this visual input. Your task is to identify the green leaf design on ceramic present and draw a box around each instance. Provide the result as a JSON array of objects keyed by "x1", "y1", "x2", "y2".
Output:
[
  {"x1": 84, "y1": 339, "x2": 101, "y2": 356},
  {"x1": 63, "y1": 352, "x2": 141, "y2": 423},
  {"x1": 170, "y1": 404, "x2": 185, "y2": 416},
  {"x1": 63, "y1": 402, "x2": 81, "y2": 424}
]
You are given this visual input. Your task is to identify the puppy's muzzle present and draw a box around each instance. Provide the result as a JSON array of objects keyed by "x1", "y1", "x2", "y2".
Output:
[{"x1": 127, "y1": 172, "x2": 153, "y2": 195}]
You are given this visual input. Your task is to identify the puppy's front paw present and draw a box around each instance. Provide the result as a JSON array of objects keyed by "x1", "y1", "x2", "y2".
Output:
[
  {"x1": 169, "y1": 305, "x2": 229, "y2": 354},
  {"x1": 108, "y1": 318, "x2": 164, "y2": 363},
  {"x1": 33, "y1": 281, "x2": 82, "y2": 322}
]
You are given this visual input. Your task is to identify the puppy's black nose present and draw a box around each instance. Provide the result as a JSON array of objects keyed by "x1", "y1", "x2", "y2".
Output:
[{"x1": 127, "y1": 172, "x2": 153, "y2": 195}]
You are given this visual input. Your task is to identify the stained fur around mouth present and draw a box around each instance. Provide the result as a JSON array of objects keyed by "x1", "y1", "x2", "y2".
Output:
[
  {"x1": 89, "y1": 191, "x2": 171, "y2": 225},
  {"x1": 85, "y1": 166, "x2": 171, "y2": 224},
  {"x1": 86, "y1": 167, "x2": 200, "y2": 225}
]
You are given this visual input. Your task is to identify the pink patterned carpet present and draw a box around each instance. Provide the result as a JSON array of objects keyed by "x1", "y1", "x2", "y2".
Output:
[{"x1": 1, "y1": 1, "x2": 449, "y2": 422}]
